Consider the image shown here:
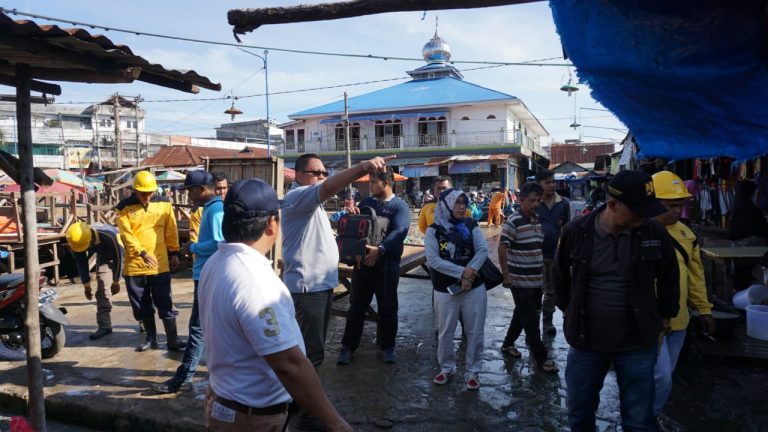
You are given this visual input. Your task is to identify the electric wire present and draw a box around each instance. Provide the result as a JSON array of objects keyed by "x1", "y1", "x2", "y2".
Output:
[{"x1": 0, "y1": 8, "x2": 571, "y2": 67}]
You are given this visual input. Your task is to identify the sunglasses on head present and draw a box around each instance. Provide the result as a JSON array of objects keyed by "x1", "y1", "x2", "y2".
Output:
[{"x1": 302, "y1": 170, "x2": 329, "y2": 177}]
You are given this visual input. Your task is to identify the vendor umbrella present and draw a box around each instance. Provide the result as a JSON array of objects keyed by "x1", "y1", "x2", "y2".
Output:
[
  {"x1": 44, "y1": 168, "x2": 86, "y2": 188},
  {"x1": 356, "y1": 172, "x2": 408, "y2": 182},
  {"x1": 3, "y1": 181, "x2": 85, "y2": 197}
]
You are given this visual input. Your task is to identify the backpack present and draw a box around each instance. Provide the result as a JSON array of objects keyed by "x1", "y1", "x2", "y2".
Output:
[{"x1": 337, "y1": 206, "x2": 390, "y2": 266}]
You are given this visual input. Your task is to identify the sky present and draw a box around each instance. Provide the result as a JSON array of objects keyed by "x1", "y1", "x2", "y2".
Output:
[{"x1": 2, "y1": 0, "x2": 627, "y2": 145}]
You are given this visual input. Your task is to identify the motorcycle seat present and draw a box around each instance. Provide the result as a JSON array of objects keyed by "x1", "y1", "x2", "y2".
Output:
[{"x1": 0, "y1": 273, "x2": 24, "y2": 291}]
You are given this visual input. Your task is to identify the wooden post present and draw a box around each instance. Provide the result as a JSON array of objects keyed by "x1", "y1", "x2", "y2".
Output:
[{"x1": 16, "y1": 63, "x2": 47, "y2": 432}]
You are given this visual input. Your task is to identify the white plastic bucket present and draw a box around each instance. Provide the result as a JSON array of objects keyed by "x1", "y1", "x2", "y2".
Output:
[
  {"x1": 732, "y1": 284, "x2": 768, "y2": 309},
  {"x1": 746, "y1": 305, "x2": 768, "y2": 341}
]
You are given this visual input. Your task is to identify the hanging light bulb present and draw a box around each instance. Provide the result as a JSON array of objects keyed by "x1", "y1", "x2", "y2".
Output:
[
  {"x1": 560, "y1": 69, "x2": 579, "y2": 96},
  {"x1": 224, "y1": 99, "x2": 243, "y2": 121},
  {"x1": 569, "y1": 117, "x2": 581, "y2": 129}
]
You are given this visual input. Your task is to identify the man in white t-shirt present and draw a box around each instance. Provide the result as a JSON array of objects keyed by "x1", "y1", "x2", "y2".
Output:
[{"x1": 198, "y1": 179, "x2": 351, "y2": 432}]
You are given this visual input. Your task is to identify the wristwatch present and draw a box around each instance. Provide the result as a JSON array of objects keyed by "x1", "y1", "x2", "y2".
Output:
[{"x1": 378, "y1": 245, "x2": 385, "y2": 256}]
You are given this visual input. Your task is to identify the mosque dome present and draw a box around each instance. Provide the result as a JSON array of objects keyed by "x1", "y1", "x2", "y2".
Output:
[{"x1": 422, "y1": 31, "x2": 451, "y2": 64}]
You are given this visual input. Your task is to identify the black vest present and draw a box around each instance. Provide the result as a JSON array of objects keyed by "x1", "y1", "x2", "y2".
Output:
[{"x1": 429, "y1": 219, "x2": 484, "y2": 293}]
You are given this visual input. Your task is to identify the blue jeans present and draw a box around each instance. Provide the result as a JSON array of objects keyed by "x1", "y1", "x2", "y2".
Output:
[
  {"x1": 173, "y1": 281, "x2": 203, "y2": 383},
  {"x1": 654, "y1": 329, "x2": 686, "y2": 415},
  {"x1": 566, "y1": 346, "x2": 657, "y2": 431}
]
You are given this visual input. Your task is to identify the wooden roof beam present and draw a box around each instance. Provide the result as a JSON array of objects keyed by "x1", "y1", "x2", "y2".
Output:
[
  {"x1": 228, "y1": 0, "x2": 539, "y2": 33},
  {"x1": 0, "y1": 74, "x2": 61, "y2": 95},
  {"x1": 138, "y1": 71, "x2": 200, "y2": 93},
  {"x1": 0, "y1": 65, "x2": 141, "y2": 84}
]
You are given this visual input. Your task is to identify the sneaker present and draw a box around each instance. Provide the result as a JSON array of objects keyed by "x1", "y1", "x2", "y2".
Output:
[
  {"x1": 89, "y1": 328, "x2": 112, "y2": 340},
  {"x1": 383, "y1": 347, "x2": 397, "y2": 363},
  {"x1": 433, "y1": 371, "x2": 454, "y2": 385},
  {"x1": 336, "y1": 346, "x2": 353, "y2": 365},
  {"x1": 152, "y1": 378, "x2": 192, "y2": 394},
  {"x1": 466, "y1": 375, "x2": 480, "y2": 390}
]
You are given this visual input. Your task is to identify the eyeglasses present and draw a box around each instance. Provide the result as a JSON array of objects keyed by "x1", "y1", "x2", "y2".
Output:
[{"x1": 302, "y1": 170, "x2": 329, "y2": 177}]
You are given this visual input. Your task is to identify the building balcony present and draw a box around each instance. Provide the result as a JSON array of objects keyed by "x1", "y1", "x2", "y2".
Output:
[{"x1": 282, "y1": 130, "x2": 542, "y2": 156}]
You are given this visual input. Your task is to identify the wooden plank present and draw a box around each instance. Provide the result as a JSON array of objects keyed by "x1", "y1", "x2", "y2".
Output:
[{"x1": 701, "y1": 247, "x2": 768, "y2": 259}]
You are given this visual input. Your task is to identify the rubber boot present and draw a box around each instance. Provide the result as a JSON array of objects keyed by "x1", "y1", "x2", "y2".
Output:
[
  {"x1": 162, "y1": 318, "x2": 187, "y2": 352},
  {"x1": 136, "y1": 318, "x2": 158, "y2": 352},
  {"x1": 542, "y1": 310, "x2": 556, "y2": 336}
]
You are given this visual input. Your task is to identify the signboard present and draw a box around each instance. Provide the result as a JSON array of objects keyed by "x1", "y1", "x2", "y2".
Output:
[
  {"x1": 67, "y1": 147, "x2": 92, "y2": 169},
  {"x1": 448, "y1": 161, "x2": 491, "y2": 174},
  {"x1": 402, "y1": 165, "x2": 439, "y2": 178}
]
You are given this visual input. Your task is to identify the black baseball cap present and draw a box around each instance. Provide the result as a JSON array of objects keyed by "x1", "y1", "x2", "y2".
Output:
[
  {"x1": 224, "y1": 179, "x2": 287, "y2": 217},
  {"x1": 607, "y1": 170, "x2": 668, "y2": 218},
  {"x1": 180, "y1": 170, "x2": 214, "y2": 189}
]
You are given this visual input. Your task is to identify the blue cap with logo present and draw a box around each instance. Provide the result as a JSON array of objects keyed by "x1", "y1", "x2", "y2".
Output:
[
  {"x1": 224, "y1": 179, "x2": 286, "y2": 217},
  {"x1": 180, "y1": 170, "x2": 214, "y2": 189}
]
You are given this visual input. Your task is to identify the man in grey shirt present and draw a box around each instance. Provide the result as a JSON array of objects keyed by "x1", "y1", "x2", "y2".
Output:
[{"x1": 282, "y1": 153, "x2": 392, "y2": 370}]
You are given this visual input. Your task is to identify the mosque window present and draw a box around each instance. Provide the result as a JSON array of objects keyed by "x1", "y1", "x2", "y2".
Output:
[{"x1": 486, "y1": 114, "x2": 497, "y2": 120}]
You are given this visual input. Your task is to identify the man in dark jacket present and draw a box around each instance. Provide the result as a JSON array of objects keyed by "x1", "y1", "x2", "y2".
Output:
[
  {"x1": 553, "y1": 170, "x2": 680, "y2": 432},
  {"x1": 337, "y1": 168, "x2": 410, "y2": 365},
  {"x1": 66, "y1": 222, "x2": 124, "y2": 340}
]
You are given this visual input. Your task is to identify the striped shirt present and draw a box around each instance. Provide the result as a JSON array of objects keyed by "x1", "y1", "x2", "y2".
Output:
[{"x1": 500, "y1": 210, "x2": 544, "y2": 288}]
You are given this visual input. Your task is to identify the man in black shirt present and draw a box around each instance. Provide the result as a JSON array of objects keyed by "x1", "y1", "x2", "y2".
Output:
[{"x1": 554, "y1": 170, "x2": 679, "y2": 432}]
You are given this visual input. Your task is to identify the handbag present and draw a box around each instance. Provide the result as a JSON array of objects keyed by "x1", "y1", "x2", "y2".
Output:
[{"x1": 479, "y1": 258, "x2": 503, "y2": 290}]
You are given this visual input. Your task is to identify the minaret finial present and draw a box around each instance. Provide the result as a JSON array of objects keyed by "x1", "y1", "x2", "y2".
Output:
[{"x1": 435, "y1": 16, "x2": 439, "y2": 37}]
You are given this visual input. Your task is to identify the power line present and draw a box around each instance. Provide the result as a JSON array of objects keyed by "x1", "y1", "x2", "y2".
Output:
[{"x1": 0, "y1": 8, "x2": 572, "y2": 67}]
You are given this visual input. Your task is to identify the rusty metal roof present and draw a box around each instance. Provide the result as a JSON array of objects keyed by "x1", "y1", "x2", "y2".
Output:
[
  {"x1": 142, "y1": 146, "x2": 267, "y2": 167},
  {"x1": 0, "y1": 12, "x2": 221, "y2": 94}
]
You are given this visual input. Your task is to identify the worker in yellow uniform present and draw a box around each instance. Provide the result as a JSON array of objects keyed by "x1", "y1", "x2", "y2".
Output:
[
  {"x1": 487, "y1": 188, "x2": 507, "y2": 227},
  {"x1": 651, "y1": 171, "x2": 715, "y2": 425},
  {"x1": 117, "y1": 171, "x2": 185, "y2": 352},
  {"x1": 419, "y1": 176, "x2": 471, "y2": 234}
]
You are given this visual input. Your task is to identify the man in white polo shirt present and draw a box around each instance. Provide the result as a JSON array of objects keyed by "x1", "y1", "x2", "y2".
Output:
[{"x1": 198, "y1": 179, "x2": 351, "y2": 432}]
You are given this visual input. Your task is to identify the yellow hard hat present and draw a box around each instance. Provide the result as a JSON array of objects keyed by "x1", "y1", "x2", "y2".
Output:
[
  {"x1": 652, "y1": 171, "x2": 691, "y2": 200},
  {"x1": 133, "y1": 171, "x2": 158, "y2": 193},
  {"x1": 66, "y1": 222, "x2": 93, "y2": 253}
]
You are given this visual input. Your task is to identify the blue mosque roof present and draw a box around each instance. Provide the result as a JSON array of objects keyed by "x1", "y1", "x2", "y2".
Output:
[{"x1": 290, "y1": 76, "x2": 517, "y2": 118}]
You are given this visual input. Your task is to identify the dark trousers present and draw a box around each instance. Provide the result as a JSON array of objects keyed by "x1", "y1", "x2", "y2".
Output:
[
  {"x1": 341, "y1": 265, "x2": 400, "y2": 351},
  {"x1": 173, "y1": 280, "x2": 203, "y2": 382},
  {"x1": 292, "y1": 289, "x2": 334, "y2": 368},
  {"x1": 503, "y1": 287, "x2": 547, "y2": 363},
  {"x1": 566, "y1": 346, "x2": 657, "y2": 431},
  {"x1": 124, "y1": 272, "x2": 176, "y2": 321}
]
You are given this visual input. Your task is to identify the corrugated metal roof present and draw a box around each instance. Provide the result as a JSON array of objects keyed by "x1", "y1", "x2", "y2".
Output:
[
  {"x1": 142, "y1": 146, "x2": 263, "y2": 167},
  {"x1": 0, "y1": 12, "x2": 221, "y2": 93},
  {"x1": 291, "y1": 77, "x2": 516, "y2": 118}
]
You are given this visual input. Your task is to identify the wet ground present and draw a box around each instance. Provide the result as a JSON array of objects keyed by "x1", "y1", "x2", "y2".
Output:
[{"x1": 0, "y1": 226, "x2": 766, "y2": 431}]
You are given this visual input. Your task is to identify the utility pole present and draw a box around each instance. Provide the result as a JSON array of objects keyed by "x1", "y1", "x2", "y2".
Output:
[
  {"x1": 93, "y1": 105, "x2": 101, "y2": 171},
  {"x1": 112, "y1": 93, "x2": 122, "y2": 168},
  {"x1": 344, "y1": 92, "x2": 353, "y2": 202},
  {"x1": 134, "y1": 95, "x2": 142, "y2": 166}
]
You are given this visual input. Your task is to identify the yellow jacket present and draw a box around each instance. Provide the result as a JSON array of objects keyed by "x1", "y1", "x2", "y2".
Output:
[
  {"x1": 666, "y1": 221, "x2": 713, "y2": 330},
  {"x1": 189, "y1": 207, "x2": 202, "y2": 244},
  {"x1": 117, "y1": 194, "x2": 180, "y2": 276},
  {"x1": 418, "y1": 202, "x2": 471, "y2": 234}
]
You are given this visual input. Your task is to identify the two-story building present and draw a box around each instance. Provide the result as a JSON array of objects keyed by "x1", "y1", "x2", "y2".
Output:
[{"x1": 278, "y1": 30, "x2": 549, "y2": 193}]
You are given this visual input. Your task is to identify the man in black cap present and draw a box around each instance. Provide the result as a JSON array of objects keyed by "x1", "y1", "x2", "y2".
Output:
[
  {"x1": 554, "y1": 170, "x2": 680, "y2": 432},
  {"x1": 198, "y1": 179, "x2": 351, "y2": 432}
]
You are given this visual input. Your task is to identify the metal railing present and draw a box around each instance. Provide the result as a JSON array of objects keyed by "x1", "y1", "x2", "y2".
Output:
[{"x1": 283, "y1": 130, "x2": 543, "y2": 155}]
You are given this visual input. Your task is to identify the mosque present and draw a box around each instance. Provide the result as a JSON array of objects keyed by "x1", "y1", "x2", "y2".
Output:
[{"x1": 279, "y1": 28, "x2": 550, "y2": 193}]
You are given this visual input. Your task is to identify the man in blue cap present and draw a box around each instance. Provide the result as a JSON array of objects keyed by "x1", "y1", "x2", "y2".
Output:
[
  {"x1": 153, "y1": 170, "x2": 224, "y2": 394},
  {"x1": 198, "y1": 179, "x2": 351, "y2": 432}
]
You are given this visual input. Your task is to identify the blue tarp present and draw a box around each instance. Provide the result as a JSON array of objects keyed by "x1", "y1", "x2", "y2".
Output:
[{"x1": 550, "y1": 0, "x2": 768, "y2": 161}]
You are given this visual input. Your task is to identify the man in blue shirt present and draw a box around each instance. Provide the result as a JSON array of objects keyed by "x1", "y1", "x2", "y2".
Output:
[
  {"x1": 153, "y1": 170, "x2": 224, "y2": 394},
  {"x1": 535, "y1": 169, "x2": 570, "y2": 336},
  {"x1": 338, "y1": 168, "x2": 410, "y2": 364}
]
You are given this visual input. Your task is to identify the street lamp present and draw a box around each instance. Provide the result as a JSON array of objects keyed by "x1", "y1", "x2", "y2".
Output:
[{"x1": 238, "y1": 48, "x2": 271, "y2": 157}]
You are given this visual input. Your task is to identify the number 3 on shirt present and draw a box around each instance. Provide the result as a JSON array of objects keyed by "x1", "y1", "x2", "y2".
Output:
[{"x1": 259, "y1": 307, "x2": 281, "y2": 337}]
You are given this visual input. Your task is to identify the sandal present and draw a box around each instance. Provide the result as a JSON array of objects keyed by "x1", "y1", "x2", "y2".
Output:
[
  {"x1": 539, "y1": 360, "x2": 559, "y2": 374},
  {"x1": 501, "y1": 345, "x2": 522, "y2": 358}
]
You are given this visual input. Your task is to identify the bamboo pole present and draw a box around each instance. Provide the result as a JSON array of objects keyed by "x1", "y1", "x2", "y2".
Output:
[{"x1": 16, "y1": 63, "x2": 47, "y2": 431}]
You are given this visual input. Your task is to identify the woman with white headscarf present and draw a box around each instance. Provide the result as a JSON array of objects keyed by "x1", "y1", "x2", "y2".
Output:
[{"x1": 425, "y1": 188, "x2": 489, "y2": 390}]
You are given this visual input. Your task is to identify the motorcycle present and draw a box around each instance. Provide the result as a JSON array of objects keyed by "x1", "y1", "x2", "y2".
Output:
[{"x1": 0, "y1": 273, "x2": 68, "y2": 359}]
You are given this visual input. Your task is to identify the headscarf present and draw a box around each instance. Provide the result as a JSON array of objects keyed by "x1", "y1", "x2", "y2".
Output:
[{"x1": 435, "y1": 188, "x2": 471, "y2": 241}]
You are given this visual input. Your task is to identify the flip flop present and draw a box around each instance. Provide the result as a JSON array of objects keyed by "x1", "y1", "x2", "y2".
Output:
[
  {"x1": 501, "y1": 345, "x2": 522, "y2": 358},
  {"x1": 539, "y1": 360, "x2": 559, "y2": 374}
]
